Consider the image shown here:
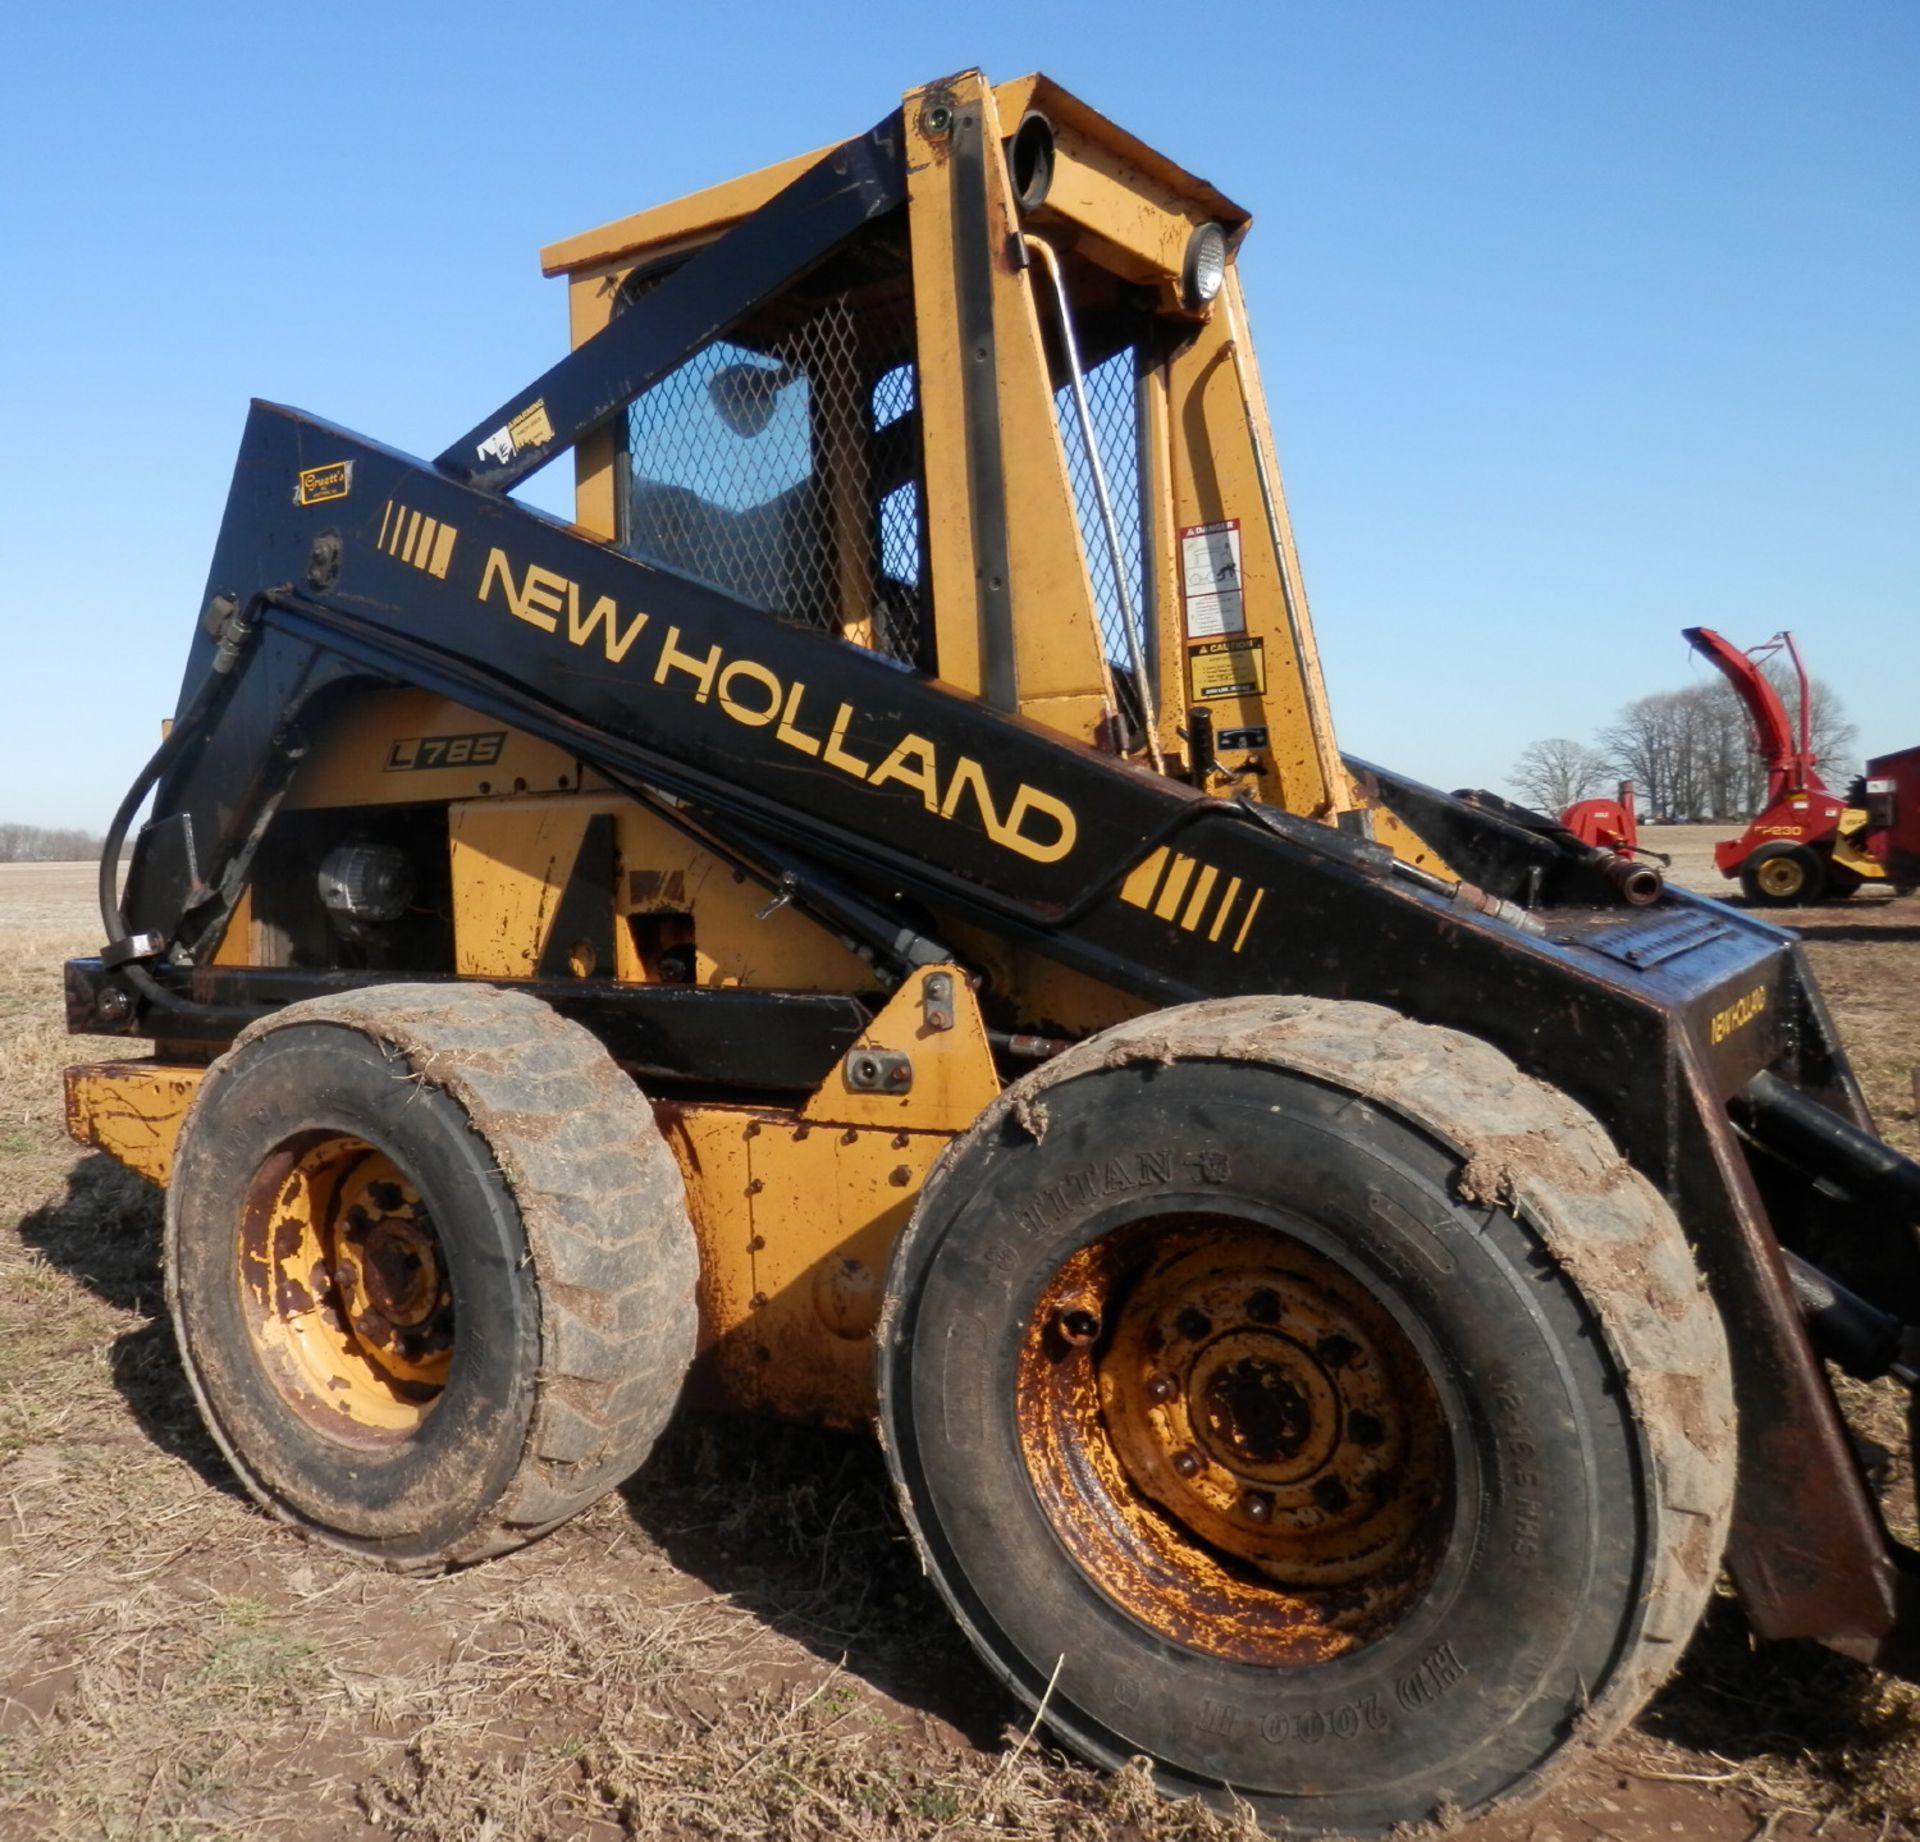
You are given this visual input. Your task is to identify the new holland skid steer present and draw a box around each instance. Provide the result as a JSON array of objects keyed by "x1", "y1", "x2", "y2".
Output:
[{"x1": 62, "y1": 71, "x2": 1920, "y2": 1837}]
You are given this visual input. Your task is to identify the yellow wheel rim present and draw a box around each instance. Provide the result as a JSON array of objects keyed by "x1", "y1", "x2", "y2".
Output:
[
  {"x1": 1756, "y1": 855, "x2": 1806, "y2": 899},
  {"x1": 238, "y1": 1133, "x2": 454, "y2": 1444},
  {"x1": 1016, "y1": 1220, "x2": 1452, "y2": 1666}
]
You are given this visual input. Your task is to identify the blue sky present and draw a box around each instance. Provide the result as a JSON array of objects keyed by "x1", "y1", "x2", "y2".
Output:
[{"x1": 2, "y1": 2, "x2": 1913, "y2": 830}]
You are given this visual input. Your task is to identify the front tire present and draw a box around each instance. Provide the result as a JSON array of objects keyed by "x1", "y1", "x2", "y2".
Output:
[
  {"x1": 166, "y1": 983, "x2": 698, "y2": 1569},
  {"x1": 1741, "y1": 841, "x2": 1826, "y2": 905},
  {"x1": 878, "y1": 998, "x2": 1734, "y2": 1838}
]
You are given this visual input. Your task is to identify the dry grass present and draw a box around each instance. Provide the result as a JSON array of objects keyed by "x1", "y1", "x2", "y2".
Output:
[{"x1": 4, "y1": 860, "x2": 1920, "y2": 1840}]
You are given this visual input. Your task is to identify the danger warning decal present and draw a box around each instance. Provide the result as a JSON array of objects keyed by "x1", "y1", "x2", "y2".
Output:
[{"x1": 1180, "y1": 519, "x2": 1244, "y2": 637}]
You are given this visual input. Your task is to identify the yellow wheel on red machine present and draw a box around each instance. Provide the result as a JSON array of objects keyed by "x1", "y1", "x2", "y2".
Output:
[
  {"x1": 1741, "y1": 841, "x2": 1826, "y2": 905},
  {"x1": 878, "y1": 998, "x2": 1735, "y2": 1839}
]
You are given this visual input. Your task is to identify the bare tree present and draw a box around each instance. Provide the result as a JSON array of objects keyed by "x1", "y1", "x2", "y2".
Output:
[
  {"x1": 0, "y1": 822, "x2": 102, "y2": 862},
  {"x1": 1508, "y1": 738, "x2": 1614, "y2": 813},
  {"x1": 1601, "y1": 693, "x2": 1686, "y2": 820},
  {"x1": 1597, "y1": 663, "x2": 1859, "y2": 821},
  {"x1": 1719, "y1": 662, "x2": 1859, "y2": 806}
]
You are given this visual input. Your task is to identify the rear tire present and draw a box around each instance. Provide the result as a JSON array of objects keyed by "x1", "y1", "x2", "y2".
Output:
[
  {"x1": 878, "y1": 997, "x2": 1734, "y2": 1838},
  {"x1": 1740, "y1": 841, "x2": 1826, "y2": 905},
  {"x1": 166, "y1": 983, "x2": 698, "y2": 1569}
]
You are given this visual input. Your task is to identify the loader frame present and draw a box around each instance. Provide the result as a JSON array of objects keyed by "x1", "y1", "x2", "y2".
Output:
[{"x1": 66, "y1": 74, "x2": 1920, "y2": 1681}]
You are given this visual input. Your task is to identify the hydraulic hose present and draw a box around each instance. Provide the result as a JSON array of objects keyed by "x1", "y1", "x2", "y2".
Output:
[{"x1": 96, "y1": 599, "x2": 258, "y2": 1013}]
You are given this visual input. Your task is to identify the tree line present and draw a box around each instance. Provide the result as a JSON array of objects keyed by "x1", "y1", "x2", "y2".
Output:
[
  {"x1": 1509, "y1": 661, "x2": 1858, "y2": 822},
  {"x1": 0, "y1": 822, "x2": 104, "y2": 862}
]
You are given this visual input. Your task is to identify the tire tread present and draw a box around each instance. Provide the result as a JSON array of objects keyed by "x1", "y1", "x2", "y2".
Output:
[
  {"x1": 217, "y1": 982, "x2": 698, "y2": 1570},
  {"x1": 897, "y1": 995, "x2": 1737, "y2": 1821}
]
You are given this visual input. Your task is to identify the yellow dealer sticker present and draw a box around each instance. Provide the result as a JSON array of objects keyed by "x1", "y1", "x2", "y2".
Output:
[
  {"x1": 1188, "y1": 635, "x2": 1266, "y2": 701},
  {"x1": 296, "y1": 461, "x2": 352, "y2": 506}
]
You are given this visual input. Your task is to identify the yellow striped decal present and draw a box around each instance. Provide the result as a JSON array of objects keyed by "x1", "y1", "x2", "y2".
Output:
[
  {"x1": 1118, "y1": 847, "x2": 1169, "y2": 908},
  {"x1": 1117, "y1": 849, "x2": 1266, "y2": 952},
  {"x1": 379, "y1": 501, "x2": 459, "y2": 580},
  {"x1": 1154, "y1": 854, "x2": 1197, "y2": 920},
  {"x1": 1231, "y1": 887, "x2": 1266, "y2": 952},
  {"x1": 1207, "y1": 877, "x2": 1243, "y2": 942},
  {"x1": 1180, "y1": 863, "x2": 1219, "y2": 931}
]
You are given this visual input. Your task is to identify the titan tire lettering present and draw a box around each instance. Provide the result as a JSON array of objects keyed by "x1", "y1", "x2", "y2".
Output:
[
  {"x1": 1259, "y1": 1698, "x2": 1388, "y2": 1747},
  {"x1": 1397, "y1": 1643, "x2": 1468, "y2": 1711},
  {"x1": 1194, "y1": 1696, "x2": 1239, "y2": 1738}
]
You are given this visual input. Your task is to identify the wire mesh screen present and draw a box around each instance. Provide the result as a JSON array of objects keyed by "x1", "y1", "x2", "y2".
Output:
[
  {"x1": 620, "y1": 264, "x2": 925, "y2": 668},
  {"x1": 1054, "y1": 345, "x2": 1148, "y2": 670}
]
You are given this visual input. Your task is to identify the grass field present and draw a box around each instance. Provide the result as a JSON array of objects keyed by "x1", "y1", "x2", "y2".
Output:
[{"x1": 3, "y1": 845, "x2": 1918, "y2": 1841}]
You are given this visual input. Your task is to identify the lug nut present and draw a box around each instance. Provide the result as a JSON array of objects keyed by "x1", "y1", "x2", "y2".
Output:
[
  {"x1": 1146, "y1": 1373, "x2": 1178, "y2": 1404},
  {"x1": 1238, "y1": 1490, "x2": 1273, "y2": 1525},
  {"x1": 1171, "y1": 1449, "x2": 1202, "y2": 1480},
  {"x1": 1055, "y1": 1303, "x2": 1102, "y2": 1347}
]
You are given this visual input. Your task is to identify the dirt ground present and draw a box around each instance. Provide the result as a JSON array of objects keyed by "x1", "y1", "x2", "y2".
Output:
[{"x1": 3, "y1": 846, "x2": 1919, "y2": 1841}]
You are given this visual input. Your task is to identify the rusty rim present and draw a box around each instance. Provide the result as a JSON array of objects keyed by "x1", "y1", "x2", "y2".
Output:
[
  {"x1": 1017, "y1": 1217, "x2": 1454, "y2": 1666},
  {"x1": 237, "y1": 1132, "x2": 455, "y2": 1444},
  {"x1": 1755, "y1": 854, "x2": 1807, "y2": 899}
]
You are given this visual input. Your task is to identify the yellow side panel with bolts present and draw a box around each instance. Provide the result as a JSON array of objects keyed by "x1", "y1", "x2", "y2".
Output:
[
  {"x1": 448, "y1": 792, "x2": 873, "y2": 990},
  {"x1": 799, "y1": 962, "x2": 1001, "y2": 1134},
  {"x1": 663, "y1": 1105, "x2": 951, "y2": 1426},
  {"x1": 734, "y1": 1120, "x2": 949, "y2": 1424},
  {"x1": 653, "y1": 1097, "x2": 762, "y2": 1376},
  {"x1": 658, "y1": 968, "x2": 999, "y2": 1423},
  {"x1": 65, "y1": 1061, "x2": 204, "y2": 1186}
]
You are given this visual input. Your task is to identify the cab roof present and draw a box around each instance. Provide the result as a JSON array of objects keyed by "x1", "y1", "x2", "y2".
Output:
[{"x1": 539, "y1": 72, "x2": 1249, "y2": 279}]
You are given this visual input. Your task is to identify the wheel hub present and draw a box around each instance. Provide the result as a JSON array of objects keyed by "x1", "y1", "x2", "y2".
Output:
[
  {"x1": 1194, "y1": 1344, "x2": 1325, "y2": 1471},
  {"x1": 1757, "y1": 855, "x2": 1805, "y2": 898},
  {"x1": 338, "y1": 1180, "x2": 445, "y2": 1337},
  {"x1": 1100, "y1": 1233, "x2": 1435, "y2": 1585},
  {"x1": 238, "y1": 1134, "x2": 454, "y2": 1443},
  {"x1": 1016, "y1": 1219, "x2": 1453, "y2": 1665}
]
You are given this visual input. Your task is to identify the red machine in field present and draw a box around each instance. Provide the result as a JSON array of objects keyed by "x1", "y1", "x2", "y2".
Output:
[
  {"x1": 1685, "y1": 626, "x2": 1912, "y2": 905},
  {"x1": 1563, "y1": 780, "x2": 1641, "y2": 855},
  {"x1": 1864, "y1": 743, "x2": 1920, "y2": 893}
]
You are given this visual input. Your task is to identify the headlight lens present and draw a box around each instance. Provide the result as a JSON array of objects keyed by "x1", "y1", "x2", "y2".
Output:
[{"x1": 1181, "y1": 222, "x2": 1227, "y2": 309}]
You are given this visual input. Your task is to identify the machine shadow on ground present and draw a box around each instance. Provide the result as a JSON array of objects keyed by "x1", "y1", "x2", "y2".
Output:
[
  {"x1": 615, "y1": 1409, "x2": 1009, "y2": 1747},
  {"x1": 15, "y1": 1153, "x2": 246, "y2": 1503}
]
